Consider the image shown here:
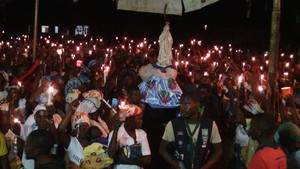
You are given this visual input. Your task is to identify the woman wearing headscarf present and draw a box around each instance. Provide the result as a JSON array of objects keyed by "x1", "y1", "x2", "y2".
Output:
[
  {"x1": 58, "y1": 99, "x2": 113, "y2": 169},
  {"x1": 108, "y1": 104, "x2": 151, "y2": 169}
]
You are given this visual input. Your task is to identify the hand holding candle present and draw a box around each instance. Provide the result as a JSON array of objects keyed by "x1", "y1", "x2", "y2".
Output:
[
  {"x1": 118, "y1": 101, "x2": 127, "y2": 121},
  {"x1": 103, "y1": 66, "x2": 110, "y2": 84}
]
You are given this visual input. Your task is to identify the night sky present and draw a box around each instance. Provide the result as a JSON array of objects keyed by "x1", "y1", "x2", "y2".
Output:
[{"x1": 0, "y1": 0, "x2": 300, "y2": 47}]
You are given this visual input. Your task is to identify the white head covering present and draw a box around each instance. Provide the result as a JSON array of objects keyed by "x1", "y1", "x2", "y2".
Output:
[
  {"x1": 65, "y1": 89, "x2": 81, "y2": 103},
  {"x1": 71, "y1": 112, "x2": 90, "y2": 130},
  {"x1": 156, "y1": 22, "x2": 173, "y2": 67},
  {"x1": 76, "y1": 90, "x2": 104, "y2": 114},
  {"x1": 33, "y1": 104, "x2": 47, "y2": 115},
  {"x1": 243, "y1": 98, "x2": 264, "y2": 115},
  {"x1": 76, "y1": 99, "x2": 98, "y2": 114}
]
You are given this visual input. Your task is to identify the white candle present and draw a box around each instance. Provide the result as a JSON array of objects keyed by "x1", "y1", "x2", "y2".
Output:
[
  {"x1": 103, "y1": 66, "x2": 110, "y2": 84},
  {"x1": 258, "y1": 85, "x2": 263, "y2": 92},
  {"x1": 104, "y1": 71, "x2": 108, "y2": 84},
  {"x1": 238, "y1": 75, "x2": 243, "y2": 86},
  {"x1": 47, "y1": 86, "x2": 54, "y2": 105},
  {"x1": 13, "y1": 118, "x2": 20, "y2": 123},
  {"x1": 120, "y1": 101, "x2": 125, "y2": 107}
]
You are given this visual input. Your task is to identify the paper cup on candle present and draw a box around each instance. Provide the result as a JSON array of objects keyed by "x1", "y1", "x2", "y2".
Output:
[
  {"x1": 118, "y1": 103, "x2": 128, "y2": 121},
  {"x1": 76, "y1": 60, "x2": 83, "y2": 67},
  {"x1": 281, "y1": 87, "x2": 293, "y2": 98}
]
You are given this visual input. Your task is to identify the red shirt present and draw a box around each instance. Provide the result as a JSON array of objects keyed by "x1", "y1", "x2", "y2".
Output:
[{"x1": 248, "y1": 146, "x2": 287, "y2": 169}]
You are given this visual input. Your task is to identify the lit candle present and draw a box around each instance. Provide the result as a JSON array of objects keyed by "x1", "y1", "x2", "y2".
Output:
[
  {"x1": 175, "y1": 61, "x2": 179, "y2": 69},
  {"x1": 57, "y1": 49, "x2": 62, "y2": 60},
  {"x1": 238, "y1": 75, "x2": 243, "y2": 88},
  {"x1": 260, "y1": 74, "x2": 264, "y2": 83},
  {"x1": 13, "y1": 118, "x2": 20, "y2": 124},
  {"x1": 76, "y1": 60, "x2": 83, "y2": 67},
  {"x1": 104, "y1": 66, "x2": 110, "y2": 84},
  {"x1": 258, "y1": 85, "x2": 263, "y2": 93},
  {"x1": 120, "y1": 101, "x2": 125, "y2": 107},
  {"x1": 110, "y1": 49, "x2": 113, "y2": 57},
  {"x1": 219, "y1": 74, "x2": 222, "y2": 81},
  {"x1": 47, "y1": 86, "x2": 54, "y2": 105},
  {"x1": 260, "y1": 66, "x2": 263, "y2": 71},
  {"x1": 285, "y1": 62, "x2": 289, "y2": 67}
]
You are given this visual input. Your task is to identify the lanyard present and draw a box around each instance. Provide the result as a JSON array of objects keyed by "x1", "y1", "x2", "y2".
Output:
[
  {"x1": 183, "y1": 118, "x2": 201, "y2": 166},
  {"x1": 198, "y1": 106, "x2": 205, "y2": 116}
]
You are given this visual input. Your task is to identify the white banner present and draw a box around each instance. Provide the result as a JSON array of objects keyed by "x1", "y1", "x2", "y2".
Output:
[
  {"x1": 117, "y1": 0, "x2": 182, "y2": 15},
  {"x1": 183, "y1": 0, "x2": 220, "y2": 13}
]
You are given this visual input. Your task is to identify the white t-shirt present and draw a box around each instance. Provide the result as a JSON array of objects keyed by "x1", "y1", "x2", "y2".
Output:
[
  {"x1": 108, "y1": 124, "x2": 151, "y2": 169},
  {"x1": 67, "y1": 136, "x2": 84, "y2": 166},
  {"x1": 21, "y1": 122, "x2": 37, "y2": 169},
  {"x1": 21, "y1": 114, "x2": 61, "y2": 169}
]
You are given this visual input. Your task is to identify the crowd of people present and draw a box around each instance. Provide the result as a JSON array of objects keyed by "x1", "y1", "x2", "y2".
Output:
[{"x1": 0, "y1": 31, "x2": 300, "y2": 169}]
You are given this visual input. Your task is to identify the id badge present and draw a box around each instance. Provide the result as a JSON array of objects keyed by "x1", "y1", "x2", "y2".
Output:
[{"x1": 201, "y1": 128, "x2": 208, "y2": 148}]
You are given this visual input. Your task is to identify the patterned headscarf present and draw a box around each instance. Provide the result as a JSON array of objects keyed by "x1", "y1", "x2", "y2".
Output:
[{"x1": 64, "y1": 75, "x2": 90, "y2": 96}]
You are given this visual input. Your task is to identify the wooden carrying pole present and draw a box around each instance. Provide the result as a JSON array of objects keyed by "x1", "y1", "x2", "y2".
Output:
[
  {"x1": 32, "y1": 0, "x2": 39, "y2": 61},
  {"x1": 268, "y1": 0, "x2": 281, "y2": 116}
]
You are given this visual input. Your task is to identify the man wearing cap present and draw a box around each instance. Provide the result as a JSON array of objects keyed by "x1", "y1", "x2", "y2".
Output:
[
  {"x1": 21, "y1": 104, "x2": 59, "y2": 169},
  {"x1": 276, "y1": 122, "x2": 300, "y2": 169},
  {"x1": 108, "y1": 104, "x2": 151, "y2": 169}
]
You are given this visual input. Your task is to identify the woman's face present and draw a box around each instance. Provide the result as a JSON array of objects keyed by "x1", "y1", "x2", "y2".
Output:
[
  {"x1": 133, "y1": 113, "x2": 143, "y2": 129},
  {"x1": 7, "y1": 88, "x2": 20, "y2": 103},
  {"x1": 78, "y1": 122, "x2": 90, "y2": 137}
]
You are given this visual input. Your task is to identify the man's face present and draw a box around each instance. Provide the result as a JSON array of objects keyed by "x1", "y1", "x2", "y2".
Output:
[
  {"x1": 78, "y1": 122, "x2": 90, "y2": 137},
  {"x1": 198, "y1": 88, "x2": 208, "y2": 103},
  {"x1": 34, "y1": 110, "x2": 48, "y2": 129},
  {"x1": 180, "y1": 96, "x2": 198, "y2": 119}
]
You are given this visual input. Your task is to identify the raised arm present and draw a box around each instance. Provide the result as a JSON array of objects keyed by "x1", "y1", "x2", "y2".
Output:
[
  {"x1": 58, "y1": 101, "x2": 78, "y2": 149},
  {"x1": 108, "y1": 113, "x2": 122, "y2": 159}
]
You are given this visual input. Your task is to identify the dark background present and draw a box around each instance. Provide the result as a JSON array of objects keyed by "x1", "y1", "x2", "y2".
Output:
[{"x1": 0, "y1": 0, "x2": 300, "y2": 48}]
